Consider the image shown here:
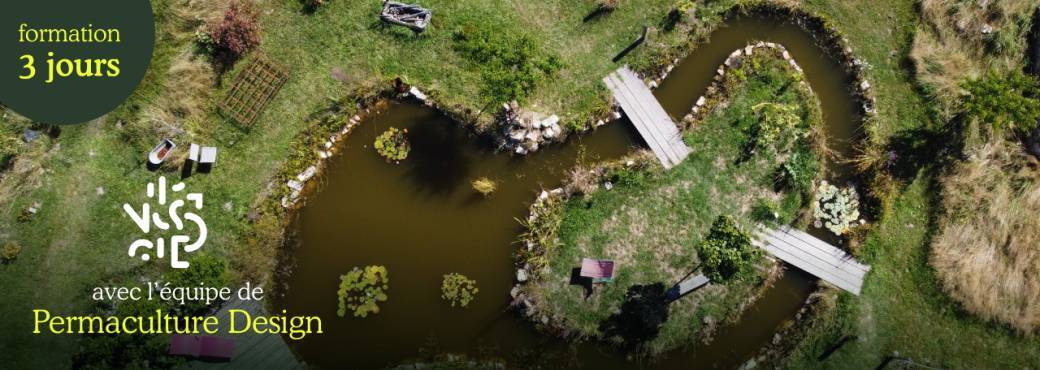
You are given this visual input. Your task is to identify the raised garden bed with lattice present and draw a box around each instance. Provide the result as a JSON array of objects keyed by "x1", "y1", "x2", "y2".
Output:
[{"x1": 220, "y1": 54, "x2": 289, "y2": 126}]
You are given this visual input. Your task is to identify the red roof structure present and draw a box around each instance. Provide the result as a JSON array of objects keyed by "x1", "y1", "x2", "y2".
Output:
[{"x1": 580, "y1": 258, "x2": 615, "y2": 282}]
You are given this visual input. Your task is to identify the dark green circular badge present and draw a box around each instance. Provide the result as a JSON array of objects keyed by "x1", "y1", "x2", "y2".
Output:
[{"x1": 1, "y1": 1, "x2": 154, "y2": 124}]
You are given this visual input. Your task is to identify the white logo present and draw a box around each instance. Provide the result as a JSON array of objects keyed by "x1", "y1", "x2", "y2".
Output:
[{"x1": 122, "y1": 176, "x2": 207, "y2": 269}]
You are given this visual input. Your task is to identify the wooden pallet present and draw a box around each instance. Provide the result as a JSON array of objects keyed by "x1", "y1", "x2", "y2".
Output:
[{"x1": 220, "y1": 54, "x2": 289, "y2": 126}]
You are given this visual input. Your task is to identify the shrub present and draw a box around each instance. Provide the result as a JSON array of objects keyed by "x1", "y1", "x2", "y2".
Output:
[
  {"x1": 374, "y1": 127, "x2": 410, "y2": 162},
  {"x1": 812, "y1": 181, "x2": 861, "y2": 236},
  {"x1": 598, "y1": 0, "x2": 621, "y2": 11},
  {"x1": 751, "y1": 199, "x2": 781, "y2": 224},
  {"x1": 208, "y1": 0, "x2": 261, "y2": 67},
  {"x1": 960, "y1": 70, "x2": 1040, "y2": 136},
  {"x1": 750, "y1": 102, "x2": 807, "y2": 154},
  {"x1": 471, "y1": 177, "x2": 497, "y2": 196},
  {"x1": 441, "y1": 273, "x2": 479, "y2": 308},
  {"x1": 779, "y1": 150, "x2": 818, "y2": 192},
  {"x1": 337, "y1": 265, "x2": 389, "y2": 318},
  {"x1": 696, "y1": 216, "x2": 760, "y2": 282},
  {"x1": 2, "y1": 242, "x2": 22, "y2": 262},
  {"x1": 453, "y1": 27, "x2": 563, "y2": 104}
]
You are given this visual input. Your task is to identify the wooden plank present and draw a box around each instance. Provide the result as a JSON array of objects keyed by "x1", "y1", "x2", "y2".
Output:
[
  {"x1": 603, "y1": 67, "x2": 691, "y2": 168},
  {"x1": 757, "y1": 227, "x2": 869, "y2": 282},
  {"x1": 617, "y1": 67, "x2": 690, "y2": 159},
  {"x1": 754, "y1": 238, "x2": 862, "y2": 294},
  {"x1": 773, "y1": 226, "x2": 870, "y2": 275},
  {"x1": 603, "y1": 73, "x2": 677, "y2": 167},
  {"x1": 754, "y1": 234, "x2": 863, "y2": 293},
  {"x1": 615, "y1": 67, "x2": 688, "y2": 162},
  {"x1": 752, "y1": 227, "x2": 869, "y2": 295},
  {"x1": 677, "y1": 274, "x2": 710, "y2": 295}
]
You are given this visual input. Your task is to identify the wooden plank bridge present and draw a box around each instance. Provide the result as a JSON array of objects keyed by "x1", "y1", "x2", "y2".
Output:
[
  {"x1": 753, "y1": 225, "x2": 870, "y2": 295},
  {"x1": 603, "y1": 66, "x2": 691, "y2": 169}
]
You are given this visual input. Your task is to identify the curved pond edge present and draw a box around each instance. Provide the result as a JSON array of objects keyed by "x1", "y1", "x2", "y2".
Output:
[
  {"x1": 246, "y1": 2, "x2": 880, "y2": 367},
  {"x1": 511, "y1": 44, "x2": 822, "y2": 355}
]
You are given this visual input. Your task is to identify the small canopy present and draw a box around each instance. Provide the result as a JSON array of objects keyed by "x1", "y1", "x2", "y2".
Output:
[{"x1": 580, "y1": 258, "x2": 615, "y2": 282}]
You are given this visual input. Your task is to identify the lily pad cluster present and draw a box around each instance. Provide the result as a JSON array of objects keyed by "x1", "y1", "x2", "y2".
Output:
[
  {"x1": 812, "y1": 181, "x2": 861, "y2": 236},
  {"x1": 337, "y1": 265, "x2": 389, "y2": 318},
  {"x1": 441, "y1": 273, "x2": 479, "y2": 308},
  {"x1": 374, "y1": 127, "x2": 410, "y2": 162}
]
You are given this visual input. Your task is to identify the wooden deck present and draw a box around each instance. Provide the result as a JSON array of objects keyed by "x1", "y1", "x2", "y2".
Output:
[
  {"x1": 182, "y1": 298, "x2": 307, "y2": 370},
  {"x1": 753, "y1": 225, "x2": 870, "y2": 295},
  {"x1": 603, "y1": 66, "x2": 691, "y2": 169}
]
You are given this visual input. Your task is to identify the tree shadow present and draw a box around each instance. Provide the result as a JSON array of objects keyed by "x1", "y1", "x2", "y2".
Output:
[
  {"x1": 582, "y1": 6, "x2": 612, "y2": 23},
  {"x1": 569, "y1": 268, "x2": 593, "y2": 299},
  {"x1": 403, "y1": 118, "x2": 477, "y2": 197},
  {"x1": 598, "y1": 283, "x2": 669, "y2": 350}
]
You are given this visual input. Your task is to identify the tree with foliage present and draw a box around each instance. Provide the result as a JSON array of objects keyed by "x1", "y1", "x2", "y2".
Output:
[
  {"x1": 207, "y1": 0, "x2": 262, "y2": 67},
  {"x1": 337, "y1": 265, "x2": 389, "y2": 318},
  {"x1": 696, "y1": 216, "x2": 760, "y2": 282},
  {"x1": 441, "y1": 273, "x2": 479, "y2": 307},
  {"x1": 961, "y1": 70, "x2": 1040, "y2": 136}
]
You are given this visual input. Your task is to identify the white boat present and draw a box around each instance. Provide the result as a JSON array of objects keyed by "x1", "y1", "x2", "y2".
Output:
[{"x1": 148, "y1": 139, "x2": 176, "y2": 165}]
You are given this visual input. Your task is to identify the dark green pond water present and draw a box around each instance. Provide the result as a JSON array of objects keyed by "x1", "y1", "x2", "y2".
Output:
[{"x1": 276, "y1": 14, "x2": 861, "y2": 370}]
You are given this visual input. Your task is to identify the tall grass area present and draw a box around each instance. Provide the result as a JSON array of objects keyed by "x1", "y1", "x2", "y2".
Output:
[
  {"x1": 911, "y1": 0, "x2": 1035, "y2": 119},
  {"x1": 523, "y1": 54, "x2": 820, "y2": 355},
  {"x1": 932, "y1": 141, "x2": 1040, "y2": 335}
]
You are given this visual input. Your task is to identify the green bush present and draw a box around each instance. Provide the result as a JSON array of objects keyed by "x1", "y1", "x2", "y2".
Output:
[
  {"x1": 453, "y1": 27, "x2": 563, "y2": 104},
  {"x1": 751, "y1": 199, "x2": 781, "y2": 224},
  {"x1": 960, "y1": 70, "x2": 1040, "y2": 136},
  {"x1": 779, "y1": 150, "x2": 819, "y2": 192},
  {"x1": 2, "y1": 242, "x2": 22, "y2": 262},
  {"x1": 696, "y1": 216, "x2": 760, "y2": 282},
  {"x1": 750, "y1": 102, "x2": 808, "y2": 154},
  {"x1": 441, "y1": 273, "x2": 479, "y2": 308}
]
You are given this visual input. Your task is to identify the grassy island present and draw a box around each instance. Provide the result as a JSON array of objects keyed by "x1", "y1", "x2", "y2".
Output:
[{"x1": 521, "y1": 52, "x2": 823, "y2": 355}]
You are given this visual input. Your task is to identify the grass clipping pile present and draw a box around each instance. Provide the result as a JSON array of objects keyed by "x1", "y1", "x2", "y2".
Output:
[{"x1": 932, "y1": 141, "x2": 1040, "y2": 334}]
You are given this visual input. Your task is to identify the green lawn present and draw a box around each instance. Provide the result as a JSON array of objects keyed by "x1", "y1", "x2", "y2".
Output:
[{"x1": 524, "y1": 53, "x2": 819, "y2": 355}]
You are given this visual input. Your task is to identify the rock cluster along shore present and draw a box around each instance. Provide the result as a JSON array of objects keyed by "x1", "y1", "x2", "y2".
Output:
[
  {"x1": 279, "y1": 86, "x2": 435, "y2": 209},
  {"x1": 280, "y1": 109, "x2": 368, "y2": 209},
  {"x1": 499, "y1": 101, "x2": 564, "y2": 155}
]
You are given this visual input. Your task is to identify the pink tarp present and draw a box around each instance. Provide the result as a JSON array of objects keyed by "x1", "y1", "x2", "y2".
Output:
[
  {"x1": 580, "y1": 258, "x2": 615, "y2": 281},
  {"x1": 168, "y1": 335, "x2": 234, "y2": 361},
  {"x1": 168, "y1": 335, "x2": 201, "y2": 356},
  {"x1": 200, "y1": 336, "x2": 235, "y2": 360}
]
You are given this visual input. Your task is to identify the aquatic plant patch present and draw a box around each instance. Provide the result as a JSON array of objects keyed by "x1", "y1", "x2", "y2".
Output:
[
  {"x1": 441, "y1": 273, "x2": 479, "y2": 308},
  {"x1": 812, "y1": 181, "x2": 861, "y2": 236},
  {"x1": 374, "y1": 127, "x2": 410, "y2": 162},
  {"x1": 337, "y1": 265, "x2": 389, "y2": 318}
]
